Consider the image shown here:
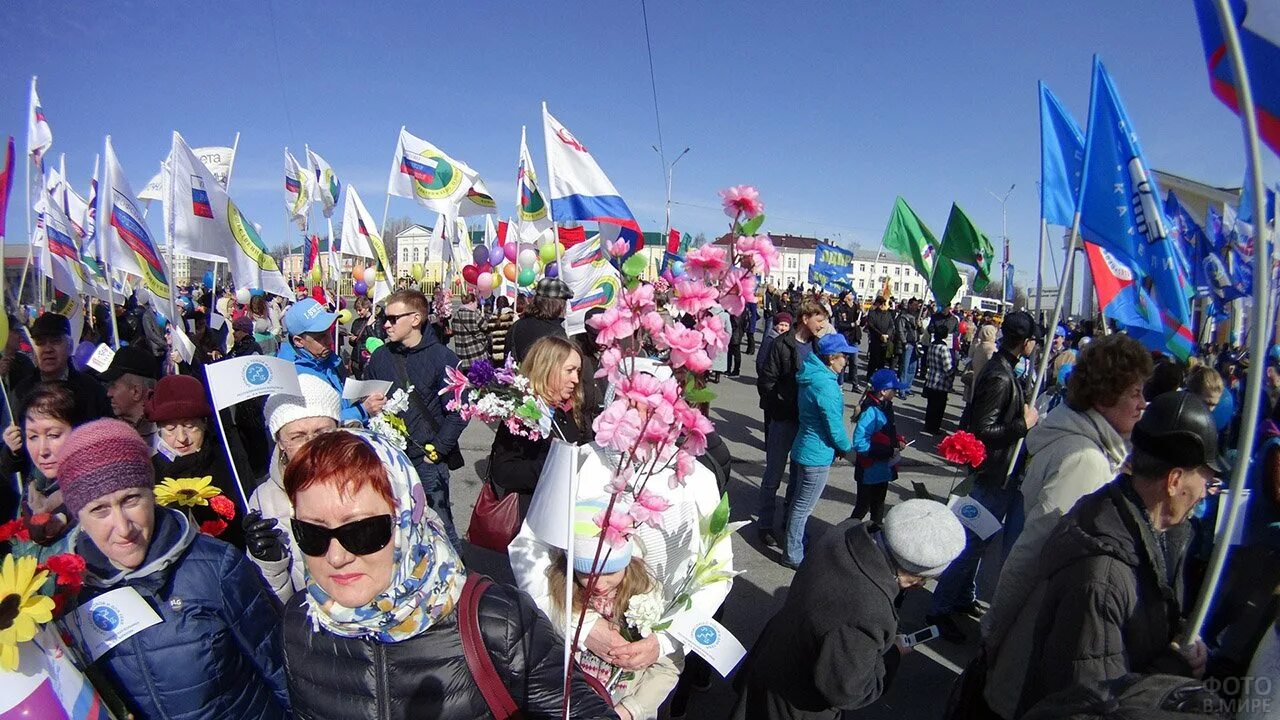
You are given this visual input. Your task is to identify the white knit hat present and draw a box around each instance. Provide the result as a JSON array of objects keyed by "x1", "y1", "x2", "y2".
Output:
[
  {"x1": 881, "y1": 499, "x2": 966, "y2": 578},
  {"x1": 264, "y1": 374, "x2": 342, "y2": 438}
]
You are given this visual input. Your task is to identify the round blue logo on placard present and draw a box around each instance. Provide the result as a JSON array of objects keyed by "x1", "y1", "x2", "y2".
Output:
[
  {"x1": 244, "y1": 362, "x2": 271, "y2": 386},
  {"x1": 694, "y1": 623, "x2": 719, "y2": 646},
  {"x1": 960, "y1": 503, "x2": 979, "y2": 519},
  {"x1": 91, "y1": 605, "x2": 121, "y2": 632}
]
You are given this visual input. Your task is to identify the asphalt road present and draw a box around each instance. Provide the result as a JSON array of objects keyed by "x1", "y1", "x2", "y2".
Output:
[{"x1": 447, "y1": 343, "x2": 1004, "y2": 719}]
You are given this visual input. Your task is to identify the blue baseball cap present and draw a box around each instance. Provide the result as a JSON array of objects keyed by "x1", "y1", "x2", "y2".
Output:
[
  {"x1": 816, "y1": 333, "x2": 859, "y2": 357},
  {"x1": 284, "y1": 298, "x2": 338, "y2": 336},
  {"x1": 870, "y1": 367, "x2": 908, "y2": 392}
]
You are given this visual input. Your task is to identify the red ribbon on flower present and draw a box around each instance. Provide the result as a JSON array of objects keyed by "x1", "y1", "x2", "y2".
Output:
[{"x1": 937, "y1": 431, "x2": 987, "y2": 468}]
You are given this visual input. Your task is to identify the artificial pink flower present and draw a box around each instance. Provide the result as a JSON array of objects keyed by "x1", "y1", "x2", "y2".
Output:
[
  {"x1": 623, "y1": 284, "x2": 657, "y2": 315},
  {"x1": 735, "y1": 234, "x2": 778, "y2": 276},
  {"x1": 596, "y1": 346, "x2": 624, "y2": 379},
  {"x1": 604, "y1": 465, "x2": 633, "y2": 495},
  {"x1": 606, "y1": 239, "x2": 631, "y2": 258},
  {"x1": 672, "y1": 450, "x2": 696, "y2": 488},
  {"x1": 628, "y1": 488, "x2": 672, "y2": 530},
  {"x1": 618, "y1": 372, "x2": 666, "y2": 409},
  {"x1": 639, "y1": 311, "x2": 668, "y2": 344},
  {"x1": 439, "y1": 365, "x2": 471, "y2": 409},
  {"x1": 718, "y1": 267, "x2": 757, "y2": 316},
  {"x1": 684, "y1": 246, "x2": 729, "y2": 281},
  {"x1": 697, "y1": 314, "x2": 730, "y2": 356},
  {"x1": 593, "y1": 400, "x2": 644, "y2": 453},
  {"x1": 672, "y1": 280, "x2": 719, "y2": 315},
  {"x1": 594, "y1": 506, "x2": 635, "y2": 550},
  {"x1": 719, "y1": 185, "x2": 764, "y2": 219},
  {"x1": 589, "y1": 305, "x2": 637, "y2": 346},
  {"x1": 672, "y1": 400, "x2": 715, "y2": 455},
  {"x1": 664, "y1": 325, "x2": 713, "y2": 374}
]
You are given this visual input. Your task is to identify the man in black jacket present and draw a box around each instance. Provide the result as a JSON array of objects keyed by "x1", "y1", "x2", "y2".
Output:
[
  {"x1": 1013, "y1": 392, "x2": 1218, "y2": 714},
  {"x1": 864, "y1": 296, "x2": 895, "y2": 384},
  {"x1": 366, "y1": 289, "x2": 469, "y2": 549},
  {"x1": 894, "y1": 299, "x2": 921, "y2": 396},
  {"x1": 927, "y1": 310, "x2": 1042, "y2": 641},
  {"x1": 756, "y1": 299, "x2": 827, "y2": 548},
  {"x1": 13, "y1": 312, "x2": 112, "y2": 420},
  {"x1": 831, "y1": 292, "x2": 862, "y2": 389}
]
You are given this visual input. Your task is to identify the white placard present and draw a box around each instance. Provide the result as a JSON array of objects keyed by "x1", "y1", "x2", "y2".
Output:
[
  {"x1": 205, "y1": 355, "x2": 302, "y2": 409},
  {"x1": 341, "y1": 378, "x2": 392, "y2": 401},
  {"x1": 87, "y1": 344, "x2": 116, "y2": 373},
  {"x1": 68, "y1": 587, "x2": 163, "y2": 661},
  {"x1": 208, "y1": 312, "x2": 226, "y2": 330},
  {"x1": 1214, "y1": 489, "x2": 1250, "y2": 547},
  {"x1": 669, "y1": 614, "x2": 747, "y2": 677},
  {"x1": 947, "y1": 495, "x2": 1002, "y2": 540}
]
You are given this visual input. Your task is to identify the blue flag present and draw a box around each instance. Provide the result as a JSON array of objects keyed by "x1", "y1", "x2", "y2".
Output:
[
  {"x1": 1194, "y1": 0, "x2": 1280, "y2": 156},
  {"x1": 814, "y1": 241, "x2": 855, "y2": 275},
  {"x1": 1165, "y1": 191, "x2": 1211, "y2": 297},
  {"x1": 1078, "y1": 56, "x2": 1194, "y2": 359},
  {"x1": 1004, "y1": 264, "x2": 1015, "y2": 304},
  {"x1": 1205, "y1": 207, "x2": 1251, "y2": 303},
  {"x1": 1039, "y1": 81, "x2": 1086, "y2": 227}
]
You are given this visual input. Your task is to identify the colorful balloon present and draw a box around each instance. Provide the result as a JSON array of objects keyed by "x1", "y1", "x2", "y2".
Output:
[
  {"x1": 477, "y1": 261, "x2": 492, "y2": 274},
  {"x1": 503, "y1": 263, "x2": 518, "y2": 282},
  {"x1": 311, "y1": 286, "x2": 327, "y2": 303},
  {"x1": 518, "y1": 248, "x2": 537, "y2": 269},
  {"x1": 309, "y1": 265, "x2": 322, "y2": 285},
  {"x1": 517, "y1": 268, "x2": 536, "y2": 286},
  {"x1": 353, "y1": 280, "x2": 368, "y2": 296},
  {"x1": 538, "y1": 243, "x2": 557, "y2": 264},
  {"x1": 336, "y1": 309, "x2": 354, "y2": 325},
  {"x1": 235, "y1": 288, "x2": 251, "y2": 304},
  {"x1": 504, "y1": 242, "x2": 518, "y2": 263},
  {"x1": 366, "y1": 336, "x2": 384, "y2": 353},
  {"x1": 411, "y1": 262, "x2": 425, "y2": 281},
  {"x1": 488, "y1": 245, "x2": 505, "y2": 266},
  {"x1": 477, "y1": 272, "x2": 494, "y2": 291},
  {"x1": 363, "y1": 267, "x2": 378, "y2": 285},
  {"x1": 461, "y1": 265, "x2": 481, "y2": 285},
  {"x1": 472, "y1": 245, "x2": 488, "y2": 265},
  {"x1": 544, "y1": 262, "x2": 559, "y2": 278}
]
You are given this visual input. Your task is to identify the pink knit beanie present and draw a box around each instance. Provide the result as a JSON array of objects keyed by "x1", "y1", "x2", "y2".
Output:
[{"x1": 58, "y1": 418, "x2": 155, "y2": 516}]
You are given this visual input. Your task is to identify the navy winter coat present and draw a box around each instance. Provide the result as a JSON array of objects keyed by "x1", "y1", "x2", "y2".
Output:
[
  {"x1": 365, "y1": 330, "x2": 467, "y2": 460},
  {"x1": 68, "y1": 507, "x2": 290, "y2": 720}
]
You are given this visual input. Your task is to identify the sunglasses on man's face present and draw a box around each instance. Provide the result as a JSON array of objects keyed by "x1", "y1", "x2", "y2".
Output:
[
  {"x1": 291, "y1": 514, "x2": 394, "y2": 557},
  {"x1": 383, "y1": 311, "x2": 417, "y2": 326}
]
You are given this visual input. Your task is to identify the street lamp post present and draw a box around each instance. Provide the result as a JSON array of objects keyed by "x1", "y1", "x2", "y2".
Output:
[
  {"x1": 655, "y1": 146, "x2": 691, "y2": 242},
  {"x1": 987, "y1": 183, "x2": 1015, "y2": 309}
]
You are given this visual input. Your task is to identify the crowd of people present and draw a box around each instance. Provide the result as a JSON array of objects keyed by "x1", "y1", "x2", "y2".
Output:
[{"x1": 1, "y1": 274, "x2": 1277, "y2": 720}]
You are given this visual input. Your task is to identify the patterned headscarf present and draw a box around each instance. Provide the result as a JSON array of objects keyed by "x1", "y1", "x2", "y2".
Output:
[{"x1": 302, "y1": 429, "x2": 465, "y2": 643}]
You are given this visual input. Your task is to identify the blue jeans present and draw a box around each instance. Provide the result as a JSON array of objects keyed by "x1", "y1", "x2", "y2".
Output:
[
  {"x1": 758, "y1": 419, "x2": 799, "y2": 531},
  {"x1": 783, "y1": 464, "x2": 830, "y2": 565},
  {"x1": 929, "y1": 483, "x2": 1024, "y2": 615},
  {"x1": 897, "y1": 343, "x2": 916, "y2": 393},
  {"x1": 413, "y1": 458, "x2": 461, "y2": 550}
]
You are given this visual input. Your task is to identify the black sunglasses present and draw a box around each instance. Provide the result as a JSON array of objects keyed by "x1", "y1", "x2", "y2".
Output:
[
  {"x1": 291, "y1": 515, "x2": 394, "y2": 557},
  {"x1": 383, "y1": 311, "x2": 417, "y2": 325}
]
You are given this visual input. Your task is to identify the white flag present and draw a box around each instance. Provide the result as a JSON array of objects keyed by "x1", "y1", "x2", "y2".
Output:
[
  {"x1": 339, "y1": 185, "x2": 394, "y2": 303},
  {"x1": 138, "y1": 145, "x2": 235, "y2": 202},
  {"x1": 285, "y1": 148, "x2": 311, "y2": 230},
  {"x1": 27, "y1": 77, "x2": 52, "y2": 165},
  {"x1": 204, "y1": 356, "x2": 302, "y2": 410},
  {"x1": 428, "y1": 213, "x2": 452, "y2": 266},
  {"x1": 559, "y1": 236, "x2": 621, "y2": 336},
  {"x1": 169, "y1": 132, "x2": 291, "y2": 297},
  {"x1": 102, "y1": 137, "x2": 170, "y2": 300},
  {"x1": 947, "y1": 494, "x2": 1002, "y2": 540},
  {"x1": 515, "y1": 125, "x2": 552, "y2": 244},
  {"x1": 306, "y1": 146, "x2": 341, "y2": 218},
  {"x1": 457, "y1": 173, "x2": 497, "y2": 217},
  {"x1": 668, "y1": 614, "x2": 747, "y2": 678},
  {"x1": 386, "y1": 128, "x2": 478, "y2": 213},
  {"x1": 39, "y1": 191, "x2": 86, "y2": 299}
]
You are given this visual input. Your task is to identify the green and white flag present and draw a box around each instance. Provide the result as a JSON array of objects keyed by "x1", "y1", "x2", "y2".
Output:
[
  {"x1": 881, "y1": 196, "x2": 962, "y2": 307},
  {"x1": 939, "y1": 202, "x2": 994, "y2": 292},
  {"x1": 284, "y1": 148, "x2": 312, "y2": 230}
]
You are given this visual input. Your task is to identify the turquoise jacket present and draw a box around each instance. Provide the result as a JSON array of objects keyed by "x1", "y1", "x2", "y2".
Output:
[{"x1": 791, "y1": 353, "x2": 853, "y2": 466}]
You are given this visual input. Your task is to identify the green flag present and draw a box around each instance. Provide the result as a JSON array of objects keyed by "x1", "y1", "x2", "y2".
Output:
[
  {"x1": 881, "y1": 196, "x2": 964, "y2": 307},
  {"x1": 939, "y1": 202, "x2": 994, "y2": 292}
]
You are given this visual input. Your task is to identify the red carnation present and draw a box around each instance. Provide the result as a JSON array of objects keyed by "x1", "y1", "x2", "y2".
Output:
[
  {"x1": 200, "y1": 520, "x2": 229, "y2": 537},
  {"x1": 0, "y1": 518, "x2": 30, "y2": 543},
  {"x1": 209, "y1": 495, "x2": 236, "y2": 521},
  {"x1": 44, "y1": 553, "x2": 87, "y2": 588},
  {"x1": 938, "y1": 431, "x2": 987, "y2": 469}
]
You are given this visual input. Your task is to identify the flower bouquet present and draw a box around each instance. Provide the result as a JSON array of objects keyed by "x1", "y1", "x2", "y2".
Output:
[
  {"x1": 937, "y1": 430, "x2": 987, "y2": 496},
  {"x1": 154, "y1": 475, "x2": 237, "y2": 537},
  {"x1": 440, "y1": 356, "x2": 550, "y2": 441},
  {"x1": 366, "y1": 384, "x2": 415, "y2": 452}
]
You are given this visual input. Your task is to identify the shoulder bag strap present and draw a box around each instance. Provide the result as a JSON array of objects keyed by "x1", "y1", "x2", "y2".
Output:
[
  {"x1": 458, "y1": 574, "x2": 523, "y2": 720},
  {"x1": 391, "y1": 351, "x2": 446, "y2": 439}
]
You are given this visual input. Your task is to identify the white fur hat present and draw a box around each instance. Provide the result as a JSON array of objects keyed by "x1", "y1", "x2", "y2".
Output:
[
  {"x1": 881, "y1": 499, "x2": 966, "y2": 578},
  {"x1": 264, "y1": 374, "x2": 342, "y2": 438}
]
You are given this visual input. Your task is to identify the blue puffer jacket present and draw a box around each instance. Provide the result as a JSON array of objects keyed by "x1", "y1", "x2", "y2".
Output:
[
  {"x1": 791, "y1": 353, "x2": 853, "y2": 466},
  {"x1": 278, "y1": 341, "x2": 366, "y2": 425},
  {"x1": 67, "y1": 507, "x2": 290, "y2": 720}
]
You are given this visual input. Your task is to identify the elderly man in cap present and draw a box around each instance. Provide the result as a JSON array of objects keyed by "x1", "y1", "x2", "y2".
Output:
[
  {"x1": 731, "y1": 499, "x2": 967, "y2": 719},
  {"x1": 927, "y1": 310, "x2": 1044, "y2": 642},
  {"x1": 278, "y1": 297, "x2": 384, "y2": 425},
  {"x1": 15, "y1": 312, "x2": 112, "y2": 420},
  {"x1": 990, "y1": 391, "x2": 1221, "y2": 715},
  {"x1": 101, "y1": 344, "x2": 160, "y2": 447},
  {"x1": 507, "y1": 277, "x2": 572, "y2": 364}
]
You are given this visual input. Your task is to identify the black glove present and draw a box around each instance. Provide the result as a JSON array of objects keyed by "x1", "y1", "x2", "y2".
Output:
[{"x1": 243, "y1": 510, "x2": 286, "y2": 562}]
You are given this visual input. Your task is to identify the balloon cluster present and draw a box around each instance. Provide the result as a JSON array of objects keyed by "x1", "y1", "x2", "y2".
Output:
[
  {"x1": 350, "y1": 265, "x2": 380, "y2": 298},
  {"x1": 460, "y1": 233, "x2": 564, "y2": 297}
]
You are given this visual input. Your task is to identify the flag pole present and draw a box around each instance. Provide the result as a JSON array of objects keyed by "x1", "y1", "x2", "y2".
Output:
[
  {"x1": 159, "y1": 147, "x2": 179, "y2": 325},
  {"x1": 379, "y1": 126, "x2": 404, "y2": 237},
  {"x1": 223, "y1": 132, "x2": 241, "y2": 193},
  {"x1": 1036, "y1": 217, "x2": 1048, "y2": 320},
  {"x1": 1181, "y1": 0, "x2": 1273, "y2": 646},
  {"x1": 210, "y1": 391, "x2": 251, "y2": 513}
]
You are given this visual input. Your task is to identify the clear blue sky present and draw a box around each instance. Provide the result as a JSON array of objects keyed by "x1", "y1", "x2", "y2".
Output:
[{"x1": 2, "y1": 0, "x2": 1274, "y2": 291}]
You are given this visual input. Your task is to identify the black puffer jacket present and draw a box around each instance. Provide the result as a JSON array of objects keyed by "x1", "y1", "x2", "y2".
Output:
[
  {"x1": 1019, "y1": 478, "x2": 1196, "y2": 714},
  {"x1": 965, "y1": 349, "x2": 1029, "y2": 488},
  {"x1": 282, "y1": 580, "x2": 617, "y2": 720},
  {"x1": 759, "y1": 331, "x2": 817, "y2": 422}
]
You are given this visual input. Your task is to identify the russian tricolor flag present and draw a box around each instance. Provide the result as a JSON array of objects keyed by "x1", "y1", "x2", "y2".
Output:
[
  {"x1": 192, "y1": 176, "x2": 214, "y2": 218},
  {"x1": 400, "y1": 155, "x2": 437, "y2": 185},
  {"x1": 1195, "y1": 0, "x2": 1280, "y2": 155},
  {"x1": 543, "y1": 106, "x2": 642, "y2": 253}
]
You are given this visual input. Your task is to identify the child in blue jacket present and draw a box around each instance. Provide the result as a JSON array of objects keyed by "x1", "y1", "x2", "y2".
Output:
[{"x1": 851, "y1": 368, "x2": 908, "y2": 524}]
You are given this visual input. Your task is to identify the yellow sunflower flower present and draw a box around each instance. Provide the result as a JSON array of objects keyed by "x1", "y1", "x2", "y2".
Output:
[
  {"x1": 155, "y1": 476, "x2": 221, "y2": 508},
  {"x1": 0, "y1": 554, "x2": 56, "y2": 671}
]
